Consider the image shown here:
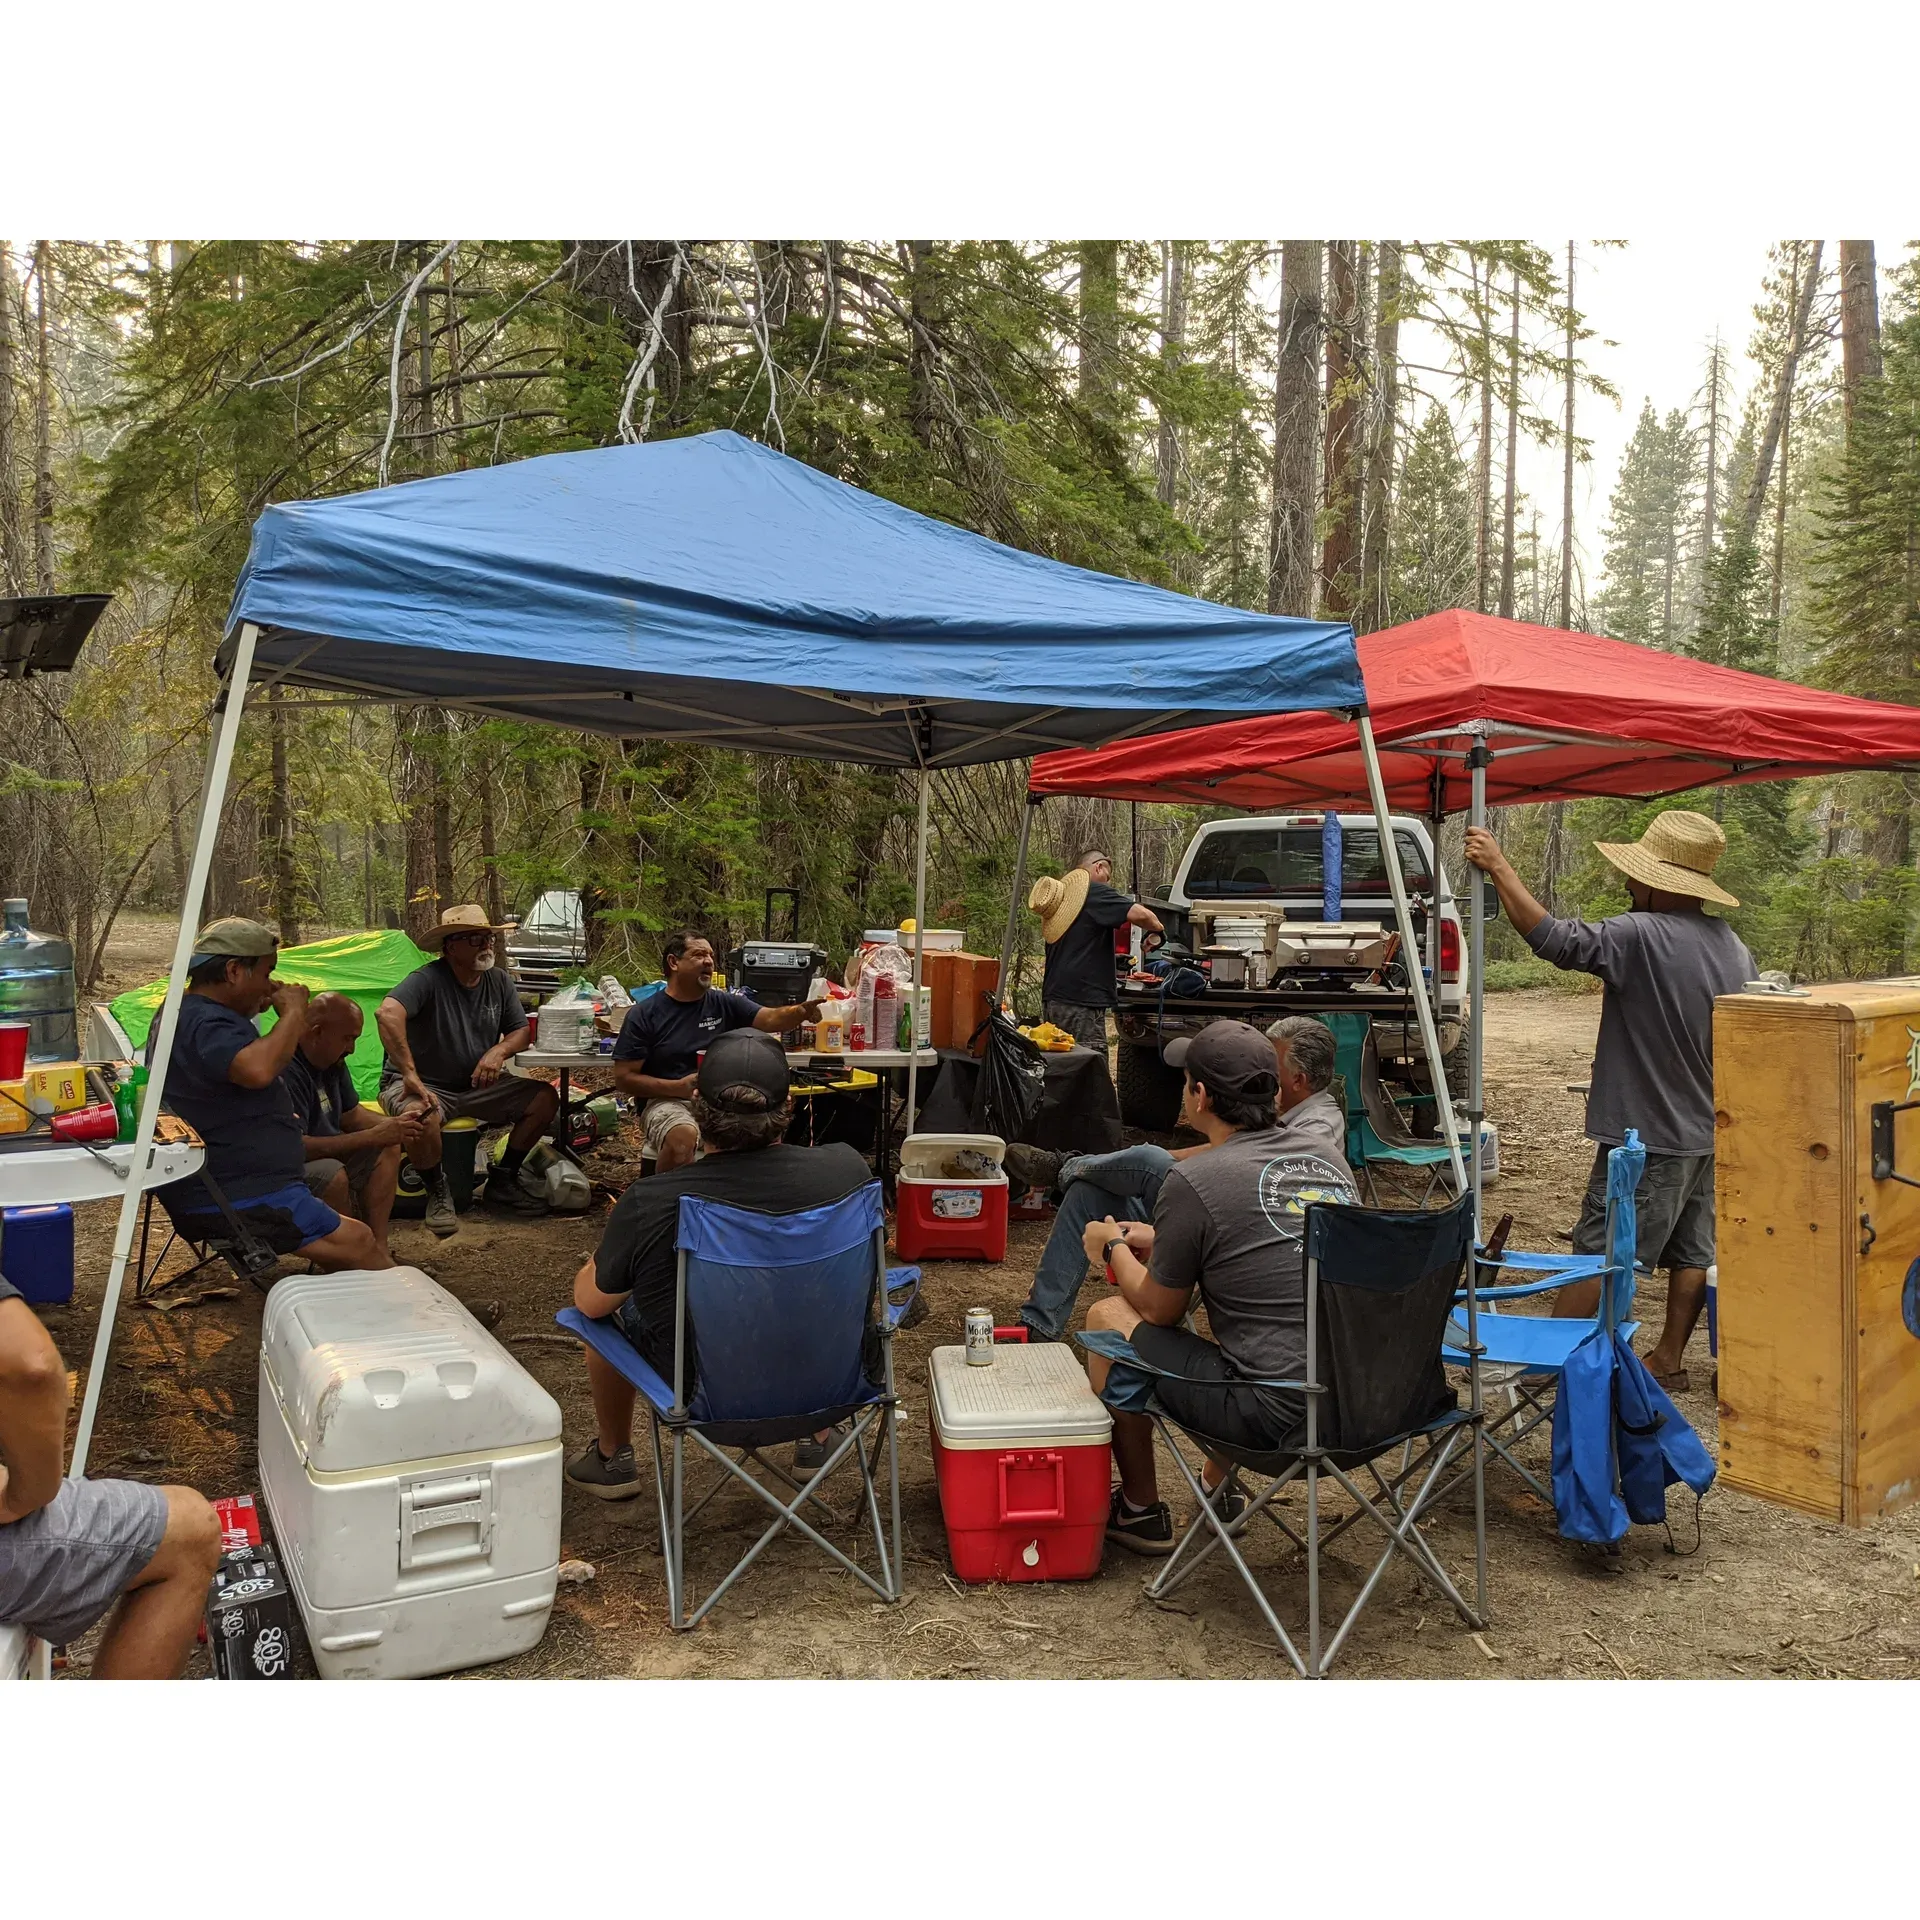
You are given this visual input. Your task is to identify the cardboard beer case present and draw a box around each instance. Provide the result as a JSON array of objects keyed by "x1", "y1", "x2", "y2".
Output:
[{"x1": 206, "y1": 1544, "x2": 297, "y2": 1679}]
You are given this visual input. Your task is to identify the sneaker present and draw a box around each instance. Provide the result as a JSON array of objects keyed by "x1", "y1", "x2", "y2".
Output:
[
  {"x1": 1003, "y1": 1142, "x2": 1066, "y2": 1202},
  {"x1": 793, "y1": 1423, "x2": 849, "y2": 1474},
  {"x1": 423, "y1": 1172, "x2": 459, "y2": 1238},
  {"x1": 481, "y1": 1177, "x2": 548, "y2": 1216},
  {"x1": 1105, "y1": 1486, "x2": 1177, "y2": 1556},
  {"x1": 1205, "y1": 1480, "x2": 1250, "y2": 1526},
  {"x1": 566, "y1": 1440, "x2": 644, "y2": 1501}
]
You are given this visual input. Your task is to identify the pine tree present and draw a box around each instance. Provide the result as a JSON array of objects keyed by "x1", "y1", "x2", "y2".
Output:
[
  {"x1": 1595, "y1": 401, "x2": 1699, "y2": 646},
  {"x1": 1388, "y1": 405, "x2": 1477, "y2": 621}
]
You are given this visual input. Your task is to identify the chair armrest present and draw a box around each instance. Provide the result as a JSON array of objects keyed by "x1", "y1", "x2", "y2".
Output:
[
  {"x1": 554, "y1": 1308, "x2": 677, "y2": 1415},
  {"x1": 883, "y1": 1265, "x2": 920, "y2": 1333}
]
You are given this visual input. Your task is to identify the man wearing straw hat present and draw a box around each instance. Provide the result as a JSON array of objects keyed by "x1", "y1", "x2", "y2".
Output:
[
  {"x1": 1465, "y1": 809, "x2": 1754, "y2": 1391},
  {"x1": 377, "y1": 904, "x2": 558, "y2": 1234},
  {"x1": 1028, "y1": 852, "x2": 1162, "y2": 1053}
]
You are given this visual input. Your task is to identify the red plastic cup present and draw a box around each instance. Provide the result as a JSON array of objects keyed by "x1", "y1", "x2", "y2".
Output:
[
  {"x1": 525, "y1": 1010, "x2": 539, "y2": 1044},
  {"x1": 0, "y1": 1022, "x2": 27, "y2": 1079},
  {"x1": 52, "y1": 1102, "x2": 119, "y2": 1143}
]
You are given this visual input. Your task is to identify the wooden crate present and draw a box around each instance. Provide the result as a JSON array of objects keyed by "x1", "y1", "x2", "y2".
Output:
[
  {"x1": 922, "y1": 951, "x2": 1001, "y2": 1053},
  {"x1": 1715, "y1": 979, "x2": 1920, "y2": 1524}
]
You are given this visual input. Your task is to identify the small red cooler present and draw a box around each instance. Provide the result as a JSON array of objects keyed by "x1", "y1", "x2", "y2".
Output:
[
  {"x1": 929, "y1": 1341, "x2": 1112, "y2": 1582},
  {"x1": 895, "y1": 1133, "x2": 1009, "y2": 1263}
]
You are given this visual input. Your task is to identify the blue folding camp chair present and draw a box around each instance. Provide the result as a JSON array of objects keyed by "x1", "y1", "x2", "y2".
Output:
[
  {"x1": 1438, "y1": 1130, "x2": 1645, "y2": 1507},
  {"x1": 556, "y1": 1181, "x2": 915, "y2": 1630}
]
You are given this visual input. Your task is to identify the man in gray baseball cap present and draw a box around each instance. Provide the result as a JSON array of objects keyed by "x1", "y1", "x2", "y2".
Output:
[{"x1": 1061, "y1": 1019, "x2": 1356, "y2": 1556}]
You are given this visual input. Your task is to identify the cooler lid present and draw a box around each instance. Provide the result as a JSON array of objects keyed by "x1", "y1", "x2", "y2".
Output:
[
  {"x1": 260, "y1": 1267, "x2": 561, "y2": 1474},
  {"x1": 928, "y1": 1342, "x2": 1112, "y2": 1448}
]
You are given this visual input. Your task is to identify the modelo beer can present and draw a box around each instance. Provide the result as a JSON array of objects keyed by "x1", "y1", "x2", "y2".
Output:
[{"x1": 964, "y1": 1308, "x2": 994, "y2": 1366}]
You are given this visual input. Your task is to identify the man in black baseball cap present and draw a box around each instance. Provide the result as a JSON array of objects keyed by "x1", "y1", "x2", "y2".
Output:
[
  {"x1": 1066, "y1": 1018, "x2": 1355, "y2": 1556},
  {"x1": 564, "y1": 1030, "x2": 874, "y2": 1500}
]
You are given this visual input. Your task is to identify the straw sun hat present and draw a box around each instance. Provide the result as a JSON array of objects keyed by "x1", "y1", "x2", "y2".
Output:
[
  {"x1": 1028, "y1": 868, "x2": 1093, "y2": 943},
  {"x1": 422, "y1": 903, "x2": 511, "y2": 947},
  {"x1": 1595, "y1": 810, "x2": 1738, "y2": 908}
]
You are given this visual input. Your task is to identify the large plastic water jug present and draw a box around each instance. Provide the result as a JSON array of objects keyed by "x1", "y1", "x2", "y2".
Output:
[{"x1": 0, "y1": 899, "x2": 79, "y2": 1063}]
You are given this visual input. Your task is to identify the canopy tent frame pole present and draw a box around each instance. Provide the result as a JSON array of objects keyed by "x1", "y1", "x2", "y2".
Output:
[
  {"x1": 905, "y1": 766, "x2": 930, "y2": 1137},
  {"x1": 1465, "y1": 731, "x2": 1491, "y2": 1238},
  {"x1": 998, "y1": 793, "x2": 1042, "y2": 1015},
  {"x1": 1356, "y1": 713, "x2": 1465, "y2": 1192},
  {"x1": 1425, "y1": 760, "x2": 1445, "y2": 990},
  {"x1": 70, "y1": 622, "x2": 261, "y2": 1477}
]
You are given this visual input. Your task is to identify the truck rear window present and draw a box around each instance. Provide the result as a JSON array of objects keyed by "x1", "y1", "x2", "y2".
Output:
[{"x1": 1184, "y1": 827, "x2": 1432, "y2": 900}]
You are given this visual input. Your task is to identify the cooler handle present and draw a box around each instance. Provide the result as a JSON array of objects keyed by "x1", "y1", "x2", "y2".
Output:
[
  {"x1": 992, "y1": 1325, "x2": 1028, "y2": 1344},
  {"x1": 998, "y1": 1450, "x2": 1066, "y2": 1524}
]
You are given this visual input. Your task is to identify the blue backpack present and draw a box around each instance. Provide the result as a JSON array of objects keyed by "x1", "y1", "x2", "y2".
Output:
[{"x1": 1550, "y1": 1327, "x2": 1716, "y2": 1546}]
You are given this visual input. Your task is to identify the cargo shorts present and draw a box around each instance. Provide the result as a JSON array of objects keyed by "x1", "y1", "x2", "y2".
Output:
[
  {"x1": 380, "y1": 1075, "x2": 545, "y2": 1128},
  {"x1": 0, "y1": 1476, "x2": 170, "y2": 1647},
  {"x1": 638, "y1": 1098, "x2": 701, "y2": 1161},
  {"x1": 1572, "y1": 1144, "x2": 1715, "y2": 1273}
]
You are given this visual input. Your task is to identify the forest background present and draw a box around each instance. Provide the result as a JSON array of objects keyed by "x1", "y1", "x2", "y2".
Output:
[{"x1": 1, "y1": 237, "x2": 1915, "y2": 1000}]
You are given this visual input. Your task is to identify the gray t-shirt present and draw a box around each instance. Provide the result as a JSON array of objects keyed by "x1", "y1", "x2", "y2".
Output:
[
  {"x1": 380, "y1": 959, "x2": 527, "y2": 1092},
  {"x1": 1148, "y1": 1114, "x2": 1358, "y2": 1420},
  {"x1": 1527, "y1": 907, "x2": 1753, "y2": 1155}
]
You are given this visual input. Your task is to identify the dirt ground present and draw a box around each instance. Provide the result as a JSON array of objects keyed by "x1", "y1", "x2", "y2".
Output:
[{"x1": 46, "y1": 944, "x2": 1920, "y2": 1679}]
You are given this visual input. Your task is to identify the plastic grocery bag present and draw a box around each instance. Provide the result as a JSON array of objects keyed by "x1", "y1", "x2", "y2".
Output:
[{"x1": 969, "y1": 1007, "x2": 1045, "y2": 1143}]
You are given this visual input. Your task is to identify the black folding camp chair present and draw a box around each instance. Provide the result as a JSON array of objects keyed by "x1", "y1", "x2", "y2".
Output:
[
  {"x1": 1080, "y1": 1189, "x2": 1487, "y2": 1678},
  {"x1": 137, "y1": 1174, "x2": 284, "y2": 1296}
]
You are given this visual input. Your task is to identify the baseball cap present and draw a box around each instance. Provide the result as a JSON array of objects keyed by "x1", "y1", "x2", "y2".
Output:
[
  {"x1": 696, "y1": 1029, "x2": 791, "y2": 1107},
  {"x1": 192, "y1": 917, "x2": 279, "y2": 962},
  {"x1": 1163, "y1": 1022, "x2": 1278, "y2": 1101}
]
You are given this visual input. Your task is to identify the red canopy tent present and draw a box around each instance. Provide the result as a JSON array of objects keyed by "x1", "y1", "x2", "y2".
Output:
[
  {"x1": 1028, "y1": 608, "x2": 1920, "y2": 812},
  {"x1": 1028, "y1": 609, "x2": 1920, "y2": 1227}
]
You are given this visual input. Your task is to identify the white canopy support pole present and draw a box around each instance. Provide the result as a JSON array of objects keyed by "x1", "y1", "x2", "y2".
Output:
[
  {"x1": 997, "y1": 793, "x2": 1040, "y2": 1012},
  {"x1": 1356, "y1": 712, "x2": 1465, "y2": 1193},
  {"x1": 1467, "y1": 733, "x2": 1491, "y2": 1239},
  {"x1": 905, "y1": 767, "x2": 930, "y2": 1138},
  {"x1": 70, "y1": 622, "x2": 260, "y2": 1477}
]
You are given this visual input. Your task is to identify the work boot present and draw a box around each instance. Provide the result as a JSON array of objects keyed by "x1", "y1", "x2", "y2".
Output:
[
  {"x1": 422, "y1": 1169, "x2": 459, "y2": 1238},
  {"x1": 1003, "y1": 1142, "x2": 1066, "y2": 1202}
]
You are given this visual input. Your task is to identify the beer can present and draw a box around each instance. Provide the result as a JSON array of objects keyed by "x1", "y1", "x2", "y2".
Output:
[{"x1": 964, "y1": 1308, "x2": 994, "y2": 1366}]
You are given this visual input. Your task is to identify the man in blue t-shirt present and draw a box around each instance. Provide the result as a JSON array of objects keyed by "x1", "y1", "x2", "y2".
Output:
[
  {"x1": 611, "y1": 928, "x2": 823, "y2": 1171},
  {"x1": 150, "y1": 919, "x2": 387, "y2": 1271}
]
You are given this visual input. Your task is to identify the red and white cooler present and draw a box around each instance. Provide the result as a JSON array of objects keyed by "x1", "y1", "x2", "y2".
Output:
[
  {"x1": 895, "y1": 1133, "x2": 1009, "y2": 1263},
  {"x1": 928, "y1": 1341, "x2": 1112, "y2": 1582}
]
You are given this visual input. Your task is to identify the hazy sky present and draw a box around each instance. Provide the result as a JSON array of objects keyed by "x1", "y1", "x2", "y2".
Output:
[{"x1": 1501, "y1": 237, "x2": 1904, "y2": 602}]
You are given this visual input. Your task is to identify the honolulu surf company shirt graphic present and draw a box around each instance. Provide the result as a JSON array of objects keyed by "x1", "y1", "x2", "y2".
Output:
[{"x1": 1259, "y1": 1152, "x2": 1358, "y2": 1239}]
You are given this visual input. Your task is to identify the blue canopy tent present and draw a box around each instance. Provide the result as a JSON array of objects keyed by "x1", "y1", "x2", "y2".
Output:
[{"x1": 73, "y1": 431, "x2": 1461, "y2": 1472}]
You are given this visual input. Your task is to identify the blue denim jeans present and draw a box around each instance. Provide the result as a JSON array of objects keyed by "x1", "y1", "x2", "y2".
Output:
[{"x1": 1018, "y1": 1144, "x2": 1175, "y2": 1340}]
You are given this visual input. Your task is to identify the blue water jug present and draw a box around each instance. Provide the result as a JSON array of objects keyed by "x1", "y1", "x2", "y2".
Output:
[{"x1": 0, "y1": 898, "x2": 79, "y2": 1063}]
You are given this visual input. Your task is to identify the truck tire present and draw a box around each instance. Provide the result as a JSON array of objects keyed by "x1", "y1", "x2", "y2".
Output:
[{"x1": 1116, "y1": 1040, "x2": 1186, "y2": 1133}]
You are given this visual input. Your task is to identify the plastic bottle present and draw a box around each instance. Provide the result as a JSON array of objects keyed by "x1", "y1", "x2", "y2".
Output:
[
  {"x1": 0, "y1": 898, "x2": 79, "y2": 1064},
  {"x1": 817, "y1": 1004, "x2": 847, "y2": 1053}
]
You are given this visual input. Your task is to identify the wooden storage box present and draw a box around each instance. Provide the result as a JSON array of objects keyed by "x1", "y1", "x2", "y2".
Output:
[
  {"x1": 923, "y1": 951, "x2": 1001, "y2": 1054},
  {"x1": 1715, "y1": 979, "x2": 1920, "y2": 1524}
]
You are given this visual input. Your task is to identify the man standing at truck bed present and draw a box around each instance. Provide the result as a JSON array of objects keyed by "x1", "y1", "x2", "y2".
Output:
[
  {"x1": 1464, "y1": 810, "x2": 1753, "y2": 1390},
  {"x1": 1027, "y1": 851, "x2": 1162, "y2": 1053}
]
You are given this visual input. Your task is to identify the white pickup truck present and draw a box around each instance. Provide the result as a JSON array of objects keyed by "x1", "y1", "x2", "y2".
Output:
[{"x1": 1112, "y1": 812, "x2": 1474, "y2": 1132}]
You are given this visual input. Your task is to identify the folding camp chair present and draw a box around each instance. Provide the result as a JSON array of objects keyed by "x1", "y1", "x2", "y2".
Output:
[
  {"x1": 1436, "y1": 1131, "x2": 1645, "y2": 1508},
  {"x1": 1079, "y1": 1190, "x2": 1486, "y2": 1678},
  {"x1": 556, "y1": 1180, "x2": 912, "y2": 1630},
  {"x1": 137, "y1": 1175, "x2": 284, "y2": 1297},
  {"x1": 1324, "y1": 1012, "x2": 1458, "y2": 1207}
]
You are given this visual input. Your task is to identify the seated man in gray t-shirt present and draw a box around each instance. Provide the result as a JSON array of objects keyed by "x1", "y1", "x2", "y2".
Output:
[
  {"x1": 376, "y1": 904, "x2": 559, "y2": 1233},
  {"x1": 1080, "y1": 1023, "x2": 1356, "y2": 1556}
]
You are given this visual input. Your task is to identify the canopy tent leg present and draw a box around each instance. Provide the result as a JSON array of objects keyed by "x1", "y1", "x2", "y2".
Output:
[
  {"x1": 905, "y1": 767, "x2": 929, "y2": 1137},
  {"x1": 1467, "y1": 734, "x2": 1490, "y2": 1237},
  {"x1": 69, "y1": 622, "x2": 261, "y2": 1477},
  {"x1": 997, "y1": 792, "x2": 1041, "y2": 1014},
  {"x1": 1356, "y1": 713, "x2": 1465, "y2": 1193}
]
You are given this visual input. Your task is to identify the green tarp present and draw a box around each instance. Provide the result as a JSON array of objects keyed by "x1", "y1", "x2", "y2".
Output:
[{"x1": 111, "y1": 929, "x2": 431, "y2": 1103}]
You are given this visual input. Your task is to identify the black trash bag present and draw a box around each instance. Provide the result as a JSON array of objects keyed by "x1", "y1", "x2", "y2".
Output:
[{"x1": 968, "y1": 1008, "x2": 1046, "y2": 1144}]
